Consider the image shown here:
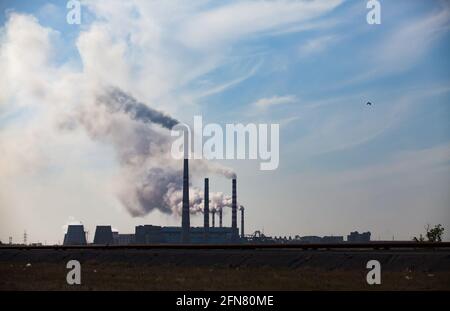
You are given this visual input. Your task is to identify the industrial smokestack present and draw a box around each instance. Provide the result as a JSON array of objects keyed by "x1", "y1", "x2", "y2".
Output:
[
  {"x1": 204, "y1": 178, "x2": 209, "y2": 228},
  {"x1": 212, "y1": 209, "x2": 216, "y2": 227},
  {"x1": 181, "y1": 158, "x2": 190, "y2": 243},
  {"x1": 219, "y1": 208, "x2": 223, "y2": 227},
  {"x1": 232, "y1": 178, "x2": 237, "y2": 240},
  {"x1": 240, "y1": 205, "x2": 245, "y2": 238},
  {"x1": 204, "y1": 178, "x2": 209, "y2": 240}
]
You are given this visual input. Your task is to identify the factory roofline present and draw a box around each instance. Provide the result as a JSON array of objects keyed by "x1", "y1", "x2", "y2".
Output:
[{"x1": 136, "y1": 225, "x2": 236, "y2": 233}]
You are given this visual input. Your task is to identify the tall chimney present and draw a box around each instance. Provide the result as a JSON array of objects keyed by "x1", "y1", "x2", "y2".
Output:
[
  {"x1": 204, "y1": 178, "x2": 209, "y2": 240},
  {"x1": 219, "y1": 208, "x2": 223, "y2": 227},
  {"x1": 212, "y1": 209, "x2": 216, "y2": 227},
  {"x1": 181, "y1": 158, "x2": 190, "y2": 243},
  {"x1": 232, "y1": 178, "x2": 237, "y2": 240},
  {"x1": 240, "y1": 205, "x2": 245, "y2": 238}
]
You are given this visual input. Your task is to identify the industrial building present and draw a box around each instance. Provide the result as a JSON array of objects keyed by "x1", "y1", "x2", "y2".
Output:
[
  {"x1": 135, "y1": 225, "x2": 237, "y2": 244},
  {"x1": 299, "y1": 236, "x2": 323, "y2": 243},
  {"x1": 114, "y1": 233, "x2": 135, "y2": 245},
  {"x1": 347, "y1": 231, "x2": 371, "y2": 242},
  {"x1": 322, "y1": 236, "x2": 344, "y2": 243}
]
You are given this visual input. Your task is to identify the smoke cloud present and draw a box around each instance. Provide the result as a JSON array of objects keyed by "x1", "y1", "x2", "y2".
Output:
[
  {"x1": 98, "y1": 87, "x2": 179, "y2": 130},
  {"x1": 76, "y1": 86, "x2": 235, "y2": 217}
]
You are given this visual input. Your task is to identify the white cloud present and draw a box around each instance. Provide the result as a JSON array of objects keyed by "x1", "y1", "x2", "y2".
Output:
[
  {"x1": 378, "y1": 4, "x2": 450, "y2": 72},
  {"x1": 376, "y1": 4, "x2": 450, "y2": 73},
  {"x1": 0, "y1": 12, "x2": 118, "y2": 244},
  {"x1": 75, "y1": 0, "x2": 344, "y2": 112},
  {"x1": 179, "y1": 0, "x2": 343, "y2": 50},
  {"x1": 333, "y1": 3, "x2": 450, "y2": 90},
  {"x1": 298, "y1": 35, "x2": 339, "y2": 57},
  {"x1": 252, "y1": 95, "x2": 297, "y2": 109},
  {"x1": 0, "y1": 13, "x2": 59, "y2": 107},
  {"x1": 197, "y1": 64, "x2": 260, "y2": 98}
]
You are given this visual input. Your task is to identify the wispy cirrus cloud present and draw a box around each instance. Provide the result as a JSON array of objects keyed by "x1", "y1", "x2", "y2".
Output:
[
  {"x1": 331, "y1": 2, "x2": 450, "y2": 90},
  {"x1": 377, "y1": 3, "x2": 450, "y2": 72},
  {"x1": 298, "y1": 35, "x2": 340, "y2": 57},
  {"x1": 288, "y1": 83, "x2": 450, "y2": 160},
  {"x1": 196, "y1": 63, "x2": 261, "y2": 99},
  {"x1": 179, "y1": 0, "x2": 343, "y2": 50},
  {"x1": 252, "y1": 95, "x2": 297, "y2": 109}
]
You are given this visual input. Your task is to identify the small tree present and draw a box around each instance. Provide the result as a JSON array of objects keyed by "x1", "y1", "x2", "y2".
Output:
[
  {"x1": 414, "y1": 224, "x2": 445, "y2": 242},
  {"x1": 426, "y1": 224, "x2": 444, "y2": 242}
]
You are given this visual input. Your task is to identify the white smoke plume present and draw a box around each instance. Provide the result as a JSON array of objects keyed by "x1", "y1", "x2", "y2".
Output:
[
  {"x1": 210, "y1": 192, "x2": 233, "y2": 213},
  {"x1": 75, "y1": 86, "x2": 235, "y2": 217}
]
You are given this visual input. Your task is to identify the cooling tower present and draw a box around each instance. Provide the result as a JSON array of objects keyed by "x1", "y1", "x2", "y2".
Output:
[
  {"x1": 181, "y1": 158, "x2": 190, "y2": 243},
  {"x1": 93, "y1": 225, "x2": 114, "y2": 244},
  {"x1": 63, "y1": 225, "x2": 87, "y2": 245}
]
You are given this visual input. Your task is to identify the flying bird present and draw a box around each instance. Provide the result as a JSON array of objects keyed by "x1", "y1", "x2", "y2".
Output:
[{"x1": 366, "y1": 101, "x2": 372, "y2": 106}]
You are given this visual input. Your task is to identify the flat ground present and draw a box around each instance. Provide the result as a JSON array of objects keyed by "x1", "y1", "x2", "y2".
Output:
[{"x1": 0, "y1": 248, "x2": 449, "y2": 290}]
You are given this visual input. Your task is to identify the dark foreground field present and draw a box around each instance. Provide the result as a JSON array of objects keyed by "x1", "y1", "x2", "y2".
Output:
[{"x1": 1, "y1": 248, "x2": 449, "y2": 290}]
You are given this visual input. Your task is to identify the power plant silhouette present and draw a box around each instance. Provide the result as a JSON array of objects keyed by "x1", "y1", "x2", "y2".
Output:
[
  {"x1": 64, "y1": 158, "x2": 241, "y2": 245},
  {"x1": 62, "y1": 157, "x2": 371, "y2": 245}
]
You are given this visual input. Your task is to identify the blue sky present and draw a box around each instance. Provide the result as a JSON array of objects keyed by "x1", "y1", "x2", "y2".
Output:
[{"x1": 0, "y1": 0, "x2": 449, "y2": 243}]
